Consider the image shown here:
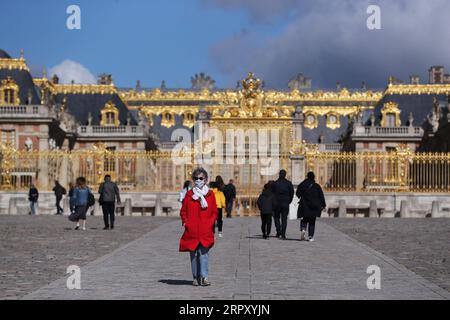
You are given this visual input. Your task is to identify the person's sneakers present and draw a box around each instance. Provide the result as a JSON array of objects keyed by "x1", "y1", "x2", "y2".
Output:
[
  {"x1": 308, "y1": 237, "x2": 315, "y2": 242},
  {"x1": 82, "y1": 227, "x2": 86, "y2": 231},
  {"x1": 275, "y1": 232, "x2": 280, "y2": 238},
  {"x1": 218, "y1": 232, "x2": 222, "y2": 238},
  {"x1": 201, "y1": 278, "x2": 211, "y2": 286},
  {"x1": 74, "y1": 226, "x2": 80, "y2": 230},
  {"x1": 300, "y1": 230, "x2": 306, "y2": 241},
  {"x1": 103, "y1": 226, "x2": 109, "y2": 230},
  {"x1": 280, "y1": 235, "x2": 287, "y2": 240},
  {"x1": 192, "y1": 278, "x2": 199, "y2": 286},
  {"x1": 110, "y1": 225, "x2": 114, "y2": 230}
]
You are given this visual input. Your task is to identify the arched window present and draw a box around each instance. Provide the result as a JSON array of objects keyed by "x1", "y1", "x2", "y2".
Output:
[
  {"x1": 386, "y1": 113, "x2": 396, "y2": 127},
  {"x1": 381, "y1": 102, "x2": 401, "y2": 128}
]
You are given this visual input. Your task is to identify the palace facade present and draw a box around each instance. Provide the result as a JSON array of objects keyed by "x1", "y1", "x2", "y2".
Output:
[{"x1": 1, "y1": 48, "x2": 450, "y2": 216}]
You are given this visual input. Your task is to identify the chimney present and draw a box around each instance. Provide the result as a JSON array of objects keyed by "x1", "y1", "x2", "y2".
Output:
[
  {"x1": 97, "y1": 73, "x2": 113, "y2": 85},
  {"x1": 51, "y1": 74, "x2": 59, "y2": 84},
  {"x1": 429, "y1": 66, "x2": 444, "y2": 84},
  {"x1": 410, "y1": 75, "x2": 420, "y2": 85}
]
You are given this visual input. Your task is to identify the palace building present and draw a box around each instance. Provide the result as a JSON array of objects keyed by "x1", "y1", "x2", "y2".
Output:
[{"x1": 1, "y1": 48, "x2": 449, "y2": 216}]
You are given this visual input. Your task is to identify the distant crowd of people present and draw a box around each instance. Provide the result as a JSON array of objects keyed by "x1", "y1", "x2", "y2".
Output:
[
  {"x1": 178, "y1": 167, "x2": 326, "y2": 287},
  {"x1": 28, "y1": 175, "x2": 121, "y2": 231}
]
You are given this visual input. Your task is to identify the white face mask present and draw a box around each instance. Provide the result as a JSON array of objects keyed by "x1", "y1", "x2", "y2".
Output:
[{"x1": 194, "y1": 179, "x2": 205, "y2": 188}]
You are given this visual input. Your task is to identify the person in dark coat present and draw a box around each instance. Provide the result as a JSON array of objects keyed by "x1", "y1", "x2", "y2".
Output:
[
  {"x1": 257, "y1": 181, "x2": 277, "y2": 239},
  {"x1": 28, "y1": 184, "x2": 39, "y2": 215},
  {"x1": 271, "y1": 169, "x2": 294, "y2": 239},
  {"x1": 52, "y1": 180, "x2": 66, "y2": 215},
  {"x1": 98, "y1": 175, "x2": 121, "y2": 230},
  {"x1": 296, "y1": 171, "x2": 326, "y2": 242},
  {"x1": 68, "y1": 182, "x2": 76, "y2": 214},
  {"x1": 223, "y1": 179, "x2": 236, "y2": 218}
]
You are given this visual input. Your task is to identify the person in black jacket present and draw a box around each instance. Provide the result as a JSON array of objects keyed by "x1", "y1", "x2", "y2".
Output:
[
  {"x1": 296, "y1": 171, "x2": 326, "y2": 242},
  {"x1": 52, "y1": 180, "x2": 66, "y2": 215},
  {"x1": 28, "y1": 184, "x2": 39, "y2": 215},
  {"x1": 223, "y1": 179, "x2": 236, "y2": 218},
  {"x1": 257, "y1": 181, "x2": 277, "y2": 239},
  {"x1": 272, "y1": 169, "x2": 294, "y2": 239}
]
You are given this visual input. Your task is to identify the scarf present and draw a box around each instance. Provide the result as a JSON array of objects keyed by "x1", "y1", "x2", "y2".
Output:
[{"x1": 192, "y1": 185, "x2": 209, "y2": 209}]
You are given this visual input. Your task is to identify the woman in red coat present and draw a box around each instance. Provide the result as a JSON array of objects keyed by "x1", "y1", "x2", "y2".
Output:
[{"x1": 179, "y1": 167, "x2": 218, "y2": 286}]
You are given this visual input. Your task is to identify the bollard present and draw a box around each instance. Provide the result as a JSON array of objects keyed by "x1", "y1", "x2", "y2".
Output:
[
  {"x1": 8, "y1": 197, "x2": 18, "y2": 215},
  {"x1": 63, "y1": 197, "x2": 70, "y2": 215},
  {"x1": 124, "y1": 198, "x2": 132, "y2": 216},
  {"x1": 431, "y1": 201, "x2": 440, "y2": 218},
  {"x1": 369, "y1": 200, "x2": 378, "y2": 218},
  {"x1": 93, "y1": 200, "x2": 102, "y2": 216},
  {"x1": 155, "y1": 197, "x2": 162, "y2": 216},
  {"x1": 399, "y1": 200, "x2": 409, "y2": 218},
  {"x1": 338, "y1": 200, "x2": 346, "y2": 218}
]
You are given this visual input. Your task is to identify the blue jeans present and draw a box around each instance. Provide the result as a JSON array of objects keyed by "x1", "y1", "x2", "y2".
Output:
[
  {"x1": 190, "y1": 244, "x2": 209, "y2": 279},
  {"x1": 30, "y1": 201, "x2": 37, "y2": 215}
]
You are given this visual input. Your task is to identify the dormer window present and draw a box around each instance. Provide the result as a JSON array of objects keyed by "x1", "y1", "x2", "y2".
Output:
[
  {"x1": 100, "y1": 101, "x2": 120, "y2": 126},
  {"x1": 385, "y1": 113, "x2": 396, "y2": 127},
  {"x1": 0, "y1": 77, "x2": 20, "y2": 105},
  {"x1": 381, "y1": 102, "x2": 401, "y2": 127},
  {"x1": 161, "y1": 111, "x2": 175, "y2": 128}
]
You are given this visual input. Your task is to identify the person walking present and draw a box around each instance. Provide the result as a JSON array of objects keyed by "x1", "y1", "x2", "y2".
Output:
[
  {"x1": 68, "y1": 182, "x2": 76, "y2": 215},
  {"x1": 179, "y1": 168, "x2": 218, "y2": 287},
  {"x1": 223, "y1": 179, "x2": 236, "y2": 218},
  {"x1": 257, "y1": 181, "x2": 277, "y2": 239},
  {"x1": 215, "y1": 175, "x2": 225, "y2": 191},
  {"x1": 210, "y1": 182, "x2": 226, "y2": 237},
  {"x1": 272, "y1": 169, "x2": 294, "y2": 239},
  {"x1": 28, "y1": 184, "x2": 39, "y2": 215},
  {"x1": 179, "y1": 180, "x2": 192, "y2": 203},
  {"x1": 98, "y1": 175, "x2": 121, "y2": 230},
  {"x1": 70, "y1": 177, "x2": 92, "y2": 231},
  {"x1": 52, "y1": 180, "x2": 66, "y2": 215},
  {"x1": 296, "y1": 171, "x2": 326, "y2": 242}
]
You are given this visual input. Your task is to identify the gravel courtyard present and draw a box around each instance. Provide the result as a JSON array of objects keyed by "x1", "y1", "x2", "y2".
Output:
[
  {"x1": 323, "y1": 218, "x2": 450, "y2": 292},
  {"x1": 1, "y1": 215, "x2": 449, "y2": 299},
  {"x1": 0, "y1": 215, "x2": 175, "y2": 299}
]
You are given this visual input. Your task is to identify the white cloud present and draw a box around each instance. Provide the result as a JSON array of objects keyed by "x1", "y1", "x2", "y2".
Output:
[{"x1": 48, "y1": 59, "x2": 96, "y2": 84}]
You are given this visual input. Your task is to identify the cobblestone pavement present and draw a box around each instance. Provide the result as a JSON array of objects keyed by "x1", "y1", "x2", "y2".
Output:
[
  {"x1": 23, "y1": 217, "x2": 450, "y2": 300},
  {"x1": 0, "y1": 215, "x2": 175, "y2": 299},
  {"x1": 323, "y1": 218, "x2": 450, "y2": 292}
]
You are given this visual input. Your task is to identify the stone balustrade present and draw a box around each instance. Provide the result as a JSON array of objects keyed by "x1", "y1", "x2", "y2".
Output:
[
  {"x1": 354, "y1": 125, "x2": 423, "y2": 137},
  {"x1": 77, "y1": 125, "x2": 144, "y2": 136},
  {"x1": 0, "y1": 104, "x2": 51, "y2": 118}
]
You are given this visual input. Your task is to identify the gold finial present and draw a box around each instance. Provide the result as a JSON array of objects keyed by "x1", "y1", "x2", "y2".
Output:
[
  {"x1": 20, "y1": 49, "x2": 24, "y2": 60},
  {"x1": 42, "y1": 67, "x2": 47, "y2": 79}
]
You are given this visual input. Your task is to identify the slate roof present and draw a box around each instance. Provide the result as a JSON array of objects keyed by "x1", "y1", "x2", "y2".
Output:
[
  {"x1": 0, "y1": 49, "x2": 12, "y2": 59},
  {"x1": 0, "y1": 49, "x2": 40, "y2": 104},
  {"x1": 55, "y1": 93, "x2": 138, "y2": 126},
  {"x1": 371, "y1": 93, "x2": 447, "y2": 127}
]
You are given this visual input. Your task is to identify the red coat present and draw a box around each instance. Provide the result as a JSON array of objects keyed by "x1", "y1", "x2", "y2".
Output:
[{"x1": 179, "y1": 189, "x2": 218, "y2": 252}]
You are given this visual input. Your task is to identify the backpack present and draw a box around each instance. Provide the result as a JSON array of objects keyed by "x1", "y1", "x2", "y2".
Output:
[
  {"x1": 87, "y1": 191, "x2": 95, "y2": 207},
  {"x1": 62, "y1": 187, "x2": 67, "y2": 195}
]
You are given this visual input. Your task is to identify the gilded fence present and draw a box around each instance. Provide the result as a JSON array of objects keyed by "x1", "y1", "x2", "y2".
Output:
[{"x1": 1, "y1": 142, "x2": 450, "y2": 193}]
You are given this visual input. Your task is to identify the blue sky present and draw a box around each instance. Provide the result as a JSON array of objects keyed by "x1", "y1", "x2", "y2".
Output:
[{"x1": 1, "y1": 0, "x2": 449, "y2": 89}]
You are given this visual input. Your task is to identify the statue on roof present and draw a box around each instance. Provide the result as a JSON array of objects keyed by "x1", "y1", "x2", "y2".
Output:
[{"x1": 191, "y1": 73, "x2": 215, "y2": 90}]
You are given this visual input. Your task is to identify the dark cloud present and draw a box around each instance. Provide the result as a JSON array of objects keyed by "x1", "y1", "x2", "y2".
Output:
[
  {"x1": 202, "y1": 0, "x2": 306, "y2": 23},
  {"x1": 207, "y1": 0, "x2": 450, "y2": 89}
]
